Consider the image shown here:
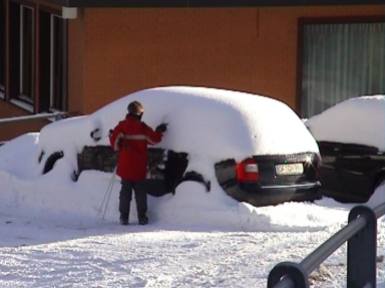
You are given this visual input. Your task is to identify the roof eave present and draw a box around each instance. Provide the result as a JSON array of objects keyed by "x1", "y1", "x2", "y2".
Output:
[{"x1": 48, "y1": 0, "x2": 385, "y2": 8}]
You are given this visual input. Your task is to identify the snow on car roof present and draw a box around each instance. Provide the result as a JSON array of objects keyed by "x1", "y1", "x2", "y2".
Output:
[
  {"x1": 39, "y1": 86, "x2": 318, "y2": 166},
  {"x1": 306, "y1": 95, "x2": 385, "y2": 150}
]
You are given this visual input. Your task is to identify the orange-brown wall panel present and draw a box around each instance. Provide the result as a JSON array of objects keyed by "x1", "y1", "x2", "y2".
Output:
[
  {"x1": 72, "y1": 5, "x2": 383, "y2": 114},
  {"x1": 81, "y1": 8, "x2": 260, "y2": 113},
  {"x1": 0, "y1": 120, "x2": 47, "y2": 141}
]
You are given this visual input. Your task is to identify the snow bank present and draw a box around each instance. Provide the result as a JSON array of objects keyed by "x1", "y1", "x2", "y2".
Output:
[
  {"x1": 0, "y1": 163, "x2": 347, "y2": 232},
  {"x1": 306, "y1": 95, "x2": 385, "y2": 150},
  {"x1": 13, "y1": 164, "x2": 341, "y2": 232},
  {"x1": 0, "y1": 133, "x2": 40, "y2": 179},
  {"x1": 0, "y1": 131, "x2": 344, "y2": 232}
]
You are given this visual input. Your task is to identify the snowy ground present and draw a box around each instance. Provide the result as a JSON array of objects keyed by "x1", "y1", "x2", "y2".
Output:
[{"x1": 0, "y1": 186, "x2": 384, "y2": 288}]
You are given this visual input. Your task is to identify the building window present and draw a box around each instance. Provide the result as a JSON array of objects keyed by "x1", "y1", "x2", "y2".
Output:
[
  {"x1": 19, "y1": 5, "x2": 34, "y2": 105},
  {"x1": 51, "y1": 15, "x2": 65, "y2": 111},
  {"x1": 9, "y1": 2, "x2": 35, "y2": 111},
  {"x1": 0, "y1": 0, "x2": 5, "y2": 98},
  {"x1": 301, "y1": 21, "x2": 385, "y2": 118},
  {"x1": 8, "y1": 2, "x2": 67, "y2": 113},
  {"x1": 39, "y1": 10, "x2": 66, "y2": 112}
]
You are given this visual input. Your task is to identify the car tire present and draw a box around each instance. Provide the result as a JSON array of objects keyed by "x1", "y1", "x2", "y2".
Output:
[
  {"x1": 42, "y1": 151, "x2": 64, "y2": 174},
  {"x1": 177, "y1": 171, "x2": 211, "y2": 192}
]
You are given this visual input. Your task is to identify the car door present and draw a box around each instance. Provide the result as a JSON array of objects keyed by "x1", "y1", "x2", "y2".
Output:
[
  {"x1": 336, "y1": 143, "x2": 381, "y2": 201},
  {"x1": 137, "y1": 148, "x2": 188, "y2": 197}
]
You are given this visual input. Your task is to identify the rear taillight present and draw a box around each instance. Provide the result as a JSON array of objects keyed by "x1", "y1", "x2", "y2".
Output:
[{"x1": 236, "y1": 158, "x2": 260, "y2": 182}]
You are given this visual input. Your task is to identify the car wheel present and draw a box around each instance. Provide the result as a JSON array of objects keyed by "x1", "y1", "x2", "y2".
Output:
[
  {"x1": 42, "y1": 151, "x2": 64, "y2": 174},
  {"x1": 177, "y1": 171, "x2": 211, "y2": 192}
]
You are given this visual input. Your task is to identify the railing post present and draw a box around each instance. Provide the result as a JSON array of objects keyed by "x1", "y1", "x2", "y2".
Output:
[
  {"x1": 347, "y1": 205, "x2": 377, "y2": 288},
  {"x1": 267, "y1": 262, "x2": 309, "y2": 288}
]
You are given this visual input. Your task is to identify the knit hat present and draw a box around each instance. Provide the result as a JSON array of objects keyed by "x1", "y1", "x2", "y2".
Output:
[{"x1": 127, "y1": 101, "x2": 144, "y2": 115}]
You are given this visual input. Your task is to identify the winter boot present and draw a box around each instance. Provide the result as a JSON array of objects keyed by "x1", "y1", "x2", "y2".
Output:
[
  {"x1": 138, "y1": 216, "x2": 148, "y2": 225},
  {"x1": 120, "y1": 214, "x2": 129, "y2": 225}
]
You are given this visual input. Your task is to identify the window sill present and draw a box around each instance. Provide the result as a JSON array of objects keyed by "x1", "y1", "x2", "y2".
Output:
[{"x1": 10, "y1": 98, "x2": 34, "y2": 113}]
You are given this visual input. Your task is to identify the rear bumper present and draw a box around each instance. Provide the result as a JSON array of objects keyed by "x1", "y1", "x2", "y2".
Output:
[
  {"x1": 259, "y1": 182, "x2": 321, "y2": 190},
  {"x1": 224, "y1": 181, "x2": 322, "y2": 207}
]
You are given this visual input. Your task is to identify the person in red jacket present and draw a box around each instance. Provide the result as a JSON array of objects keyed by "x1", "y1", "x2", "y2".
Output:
[{"x1": 109, "y1": 101, "x2": 167, "y2": 225}]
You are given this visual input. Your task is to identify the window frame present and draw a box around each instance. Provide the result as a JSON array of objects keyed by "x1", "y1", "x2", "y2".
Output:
[
  {"x1": 0, "y1": 0, "x2": 6, "y2": 99},
  {"x1": 49, "y1": 13, "x2": 66, "y2": 112},
  {"x1": 6, "y1": 1, "x2": 68, "y2": 114},
  {"x1": 18, "y1": 4, "x2": 35, "y2": 110},
  {"x1": 39, "y1": 7, "x2": 67, "y2": 113}
]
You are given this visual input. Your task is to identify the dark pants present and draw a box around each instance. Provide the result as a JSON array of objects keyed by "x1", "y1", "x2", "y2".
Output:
[{"x1": 119, "y1": 180, "x2": 147, "y2": 221}]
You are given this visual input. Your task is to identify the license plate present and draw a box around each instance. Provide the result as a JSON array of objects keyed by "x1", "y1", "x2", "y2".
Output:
[{"x1": 275, "y1": 163, "x2": 304, "y2": 175}]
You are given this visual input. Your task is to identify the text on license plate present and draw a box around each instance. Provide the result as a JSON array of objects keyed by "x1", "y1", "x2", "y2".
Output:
[{"x1": 275, "y1": 163, "x2": 304, "y2": 175}]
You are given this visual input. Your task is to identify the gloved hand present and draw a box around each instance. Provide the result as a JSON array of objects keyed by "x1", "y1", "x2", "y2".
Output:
[{"x1": 155, "y1": 123, "x2": 168, "y2": 133}]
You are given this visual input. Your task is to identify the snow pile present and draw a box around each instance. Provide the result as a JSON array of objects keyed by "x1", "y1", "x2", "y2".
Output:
[
  {"x1": 0, "y1": 133, "x2": 40, "y2": 179},
  {"x1": 306, "y1": 95, "x2": 385, "y2": 150},
  {"x1": 0, "y1": 134, "x2": 346, "y2": 231}
]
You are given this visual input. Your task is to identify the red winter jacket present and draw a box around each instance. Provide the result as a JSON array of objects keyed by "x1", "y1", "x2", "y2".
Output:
[{"x1": 109, "y1": 115, "x2": 163, "y2": 181}]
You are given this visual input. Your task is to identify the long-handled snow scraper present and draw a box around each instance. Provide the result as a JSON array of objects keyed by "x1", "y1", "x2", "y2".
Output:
[{"x1": 98, "y1": 167, "x2": 117, "y2": 220}]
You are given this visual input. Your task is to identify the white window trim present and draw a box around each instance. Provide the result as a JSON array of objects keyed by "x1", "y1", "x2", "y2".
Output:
[
  {"x1": 10, "y1": 98, "x2": 33, "y2": 113},
  {"x1": 0, "y1": 85, "x2": 5, "y2": 99}
]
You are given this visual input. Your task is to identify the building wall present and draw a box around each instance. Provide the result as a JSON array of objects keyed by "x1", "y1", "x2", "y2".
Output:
[
  {"x1": 68, "y1": 5, "x2": 383, "y2": 114},
  {"x1": 1, "y1": 4, "x2": 383, "y2": 141}
]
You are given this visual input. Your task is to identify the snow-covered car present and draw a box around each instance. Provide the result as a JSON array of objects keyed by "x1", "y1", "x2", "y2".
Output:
[
  {"x1": 38, "y1": 86, "x2": 321, "y2": 207},
  {"x1": 306, "y1": 95, "x2": 385, "y2": 203}
]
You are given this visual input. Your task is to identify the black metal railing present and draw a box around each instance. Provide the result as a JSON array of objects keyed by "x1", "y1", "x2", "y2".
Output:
[{"x1": 268, "y1": 202, "x2": 385, "y2": 288}]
